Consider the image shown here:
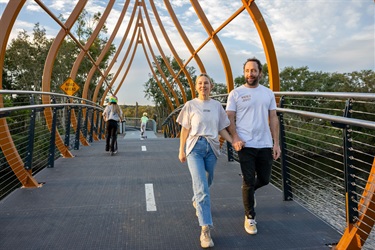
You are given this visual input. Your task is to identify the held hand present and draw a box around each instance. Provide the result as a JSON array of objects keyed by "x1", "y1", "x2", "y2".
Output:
[
  {"x1": 179, "y1": 151, "x2": 186, "y2": 163},
  {"x1": 232, "y1": 136, "x2": 244, "y2": 152},
  {"x1": 232, "y1": 141, "x2": 242, "y2": 151}
]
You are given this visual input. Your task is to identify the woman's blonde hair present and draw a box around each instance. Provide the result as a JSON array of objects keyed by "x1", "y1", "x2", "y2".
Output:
[
  {"x1": 111, "y1": 102, "x2": 121, "y2": 116},
  {"x1": 196, "y1": 73, "x2": 212, "y2": 85}
]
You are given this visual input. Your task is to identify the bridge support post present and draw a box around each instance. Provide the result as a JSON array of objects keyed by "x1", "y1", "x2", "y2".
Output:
[
  {"x1": 64, "y1": 105, "x2": 72, "y2": 147},
  {"x1": 47, "y1": 99, "x2": 57, "y2": 168},
  {"x1": 332, "y1": 98, "x2": 364, "y2": 249},
  {"x1": 99, "y1": 113, "x2": 104, "y2": 140},
  {"x1": 25, "y1": 95, "x2": 36, "y2": 170},
  {"x1": 83, "y1": 107, "x2": 88, "y2": 141},
  {"x1": 74, "y1": 107, "x2": 82, "y2": 150},
  {"x1": 94, "y1": 110, "x2": 100, "y2": 140},
  {"x1": 279, "y1": 96, "x2": 292, "y2": 201},
  {"x1": 332, "y1": 99, "x2": 358, "y2": 224},
  {"x1": 342, "y1": 99, "x2": 358, "y2": 224},
  {"x1": 227, "y1": 141, "x2": 234, "y2": 162},
  {"x1": 88, "y1": 108, "x2": 94, "y2": 142}
]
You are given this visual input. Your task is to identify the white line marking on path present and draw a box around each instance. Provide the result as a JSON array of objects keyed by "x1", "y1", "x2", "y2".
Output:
[
  {"x1": 145, "y1": 183, "x2": 157, "y2": 211},
  {"x1": 141, "y1": 146, "x2": 147, "y2": 151}
]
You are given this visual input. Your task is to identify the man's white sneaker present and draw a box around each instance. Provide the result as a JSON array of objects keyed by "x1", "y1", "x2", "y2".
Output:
[{"x1": 244, "y1": 216, "x2": 257, "y2": 235}]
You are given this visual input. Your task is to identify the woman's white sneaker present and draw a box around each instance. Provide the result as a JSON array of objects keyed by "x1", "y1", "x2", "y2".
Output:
[{"x1": 200, "y1": 226, "x2": 214, "y2": 248}]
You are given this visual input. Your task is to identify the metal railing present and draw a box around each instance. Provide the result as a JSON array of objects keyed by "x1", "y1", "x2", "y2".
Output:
[
  {"x1": 0, "y1": 90, "x2": 105, "y2": 199},
  {"x1": 162, "y1": 92, "x2": 375, "y2": 250},
  {"x1": 1, "y1": 90, "x2": 374, "y2": 249}
]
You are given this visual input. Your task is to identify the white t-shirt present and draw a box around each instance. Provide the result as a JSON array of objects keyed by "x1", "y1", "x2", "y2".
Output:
[
  {"x1": 176, "y1": 98, "x2": 230, "y2": 158},
  {"x1": 226, "y1": 84, "x2": 277, "y2": 148},
  {"x1": 103, "y1": 104, "x2": 122, "y2": 122}
]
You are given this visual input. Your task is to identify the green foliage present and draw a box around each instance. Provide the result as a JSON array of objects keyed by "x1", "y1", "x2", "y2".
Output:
[
  {"x1": 143, "y1": 55, "x2": 196, "y2": 122},
  {"x1": 211, "y1": 82, "x2": 228, "y2": 95},
  {"x1": 3, "y1": 11, "x2": 115, "y2": 101},
  {"x1": 4, "y1": 24, "x2": 49, "y2": 91}
]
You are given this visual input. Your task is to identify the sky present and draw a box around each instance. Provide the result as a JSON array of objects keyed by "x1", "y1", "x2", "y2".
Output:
[{"x1": 0, "y1": 0, "x2": 374, "y2": 105}]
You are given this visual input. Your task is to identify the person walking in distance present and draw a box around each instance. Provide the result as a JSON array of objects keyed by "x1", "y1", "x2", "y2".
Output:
[
  {"x1": 140, "y1": 112, "x2": 149, "y2": 138},
  {"x1": 177, "y1": 73, "x2": 232, "y2": 248},
  {"x1": 226, "y1": 57, "x2": 281, "y2": 235},
  {"x1": 103, "y1": 95, "x2": 123, "y2": 155}
]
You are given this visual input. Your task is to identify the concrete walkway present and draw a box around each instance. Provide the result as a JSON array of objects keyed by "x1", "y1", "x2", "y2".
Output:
[{"x1": 0, "y1": 135, "x2": 341, "y2": 249}]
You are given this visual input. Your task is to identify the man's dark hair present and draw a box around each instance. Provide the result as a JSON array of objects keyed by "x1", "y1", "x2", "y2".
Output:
[{"x1": 243, "y1": 57, "x2": 262, "y2": 73}]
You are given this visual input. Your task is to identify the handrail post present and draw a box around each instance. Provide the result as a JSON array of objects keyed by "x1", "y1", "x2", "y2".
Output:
[
  {"x1": 83, "y1": 107, "x2": 88, "y2": 140},
  {"x1": 152, "y1": 119, "x2": 156, "y2": 133},
  {"x1": 99, "y1": 113, "x2": 104, "y2": 139},
  {"x1": 227, "y1": 141, "x2": 234, "y2": 162},
  {"x1": 47, "y1": 97, "x2": 57, "y2": 168},
  {"x1": 89, "y1": 108, "x2": 94, "y2": 142},
  {"x1": 174, "y1": 118, "x2": 179, "y2": 138},
  {"x1": 172, "y1": 119, "x2": 177, "y2": 138},
  {"x1": 25, "y1": 95, "x2": 36, "y2": 170},
  {"x1": 279, "y1": 96, "x2": 292, "y2": 201},
  {"x1": 169, "y1": 120, "x2": 173, "y2": 138},
  {"x1": 95, "y1": 110, "x2": 100, "y2": 137},
  {"x1": 163, "y1": 126, "x2": 167, "y2": 138},
  {"x1": 74, "y1": 107, "x2": 82, "y2": 150},
  {"x1": 343, "y1": 99, "x2": 358, "y2": 224},
  {"x1": 64, "y1": 104, "x2": 72, "y2": 147},
  {"x1": 331, "y1": 98, "x2": 358, "y2": 225}
]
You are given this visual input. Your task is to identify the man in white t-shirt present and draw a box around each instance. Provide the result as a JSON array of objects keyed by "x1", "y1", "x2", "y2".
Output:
[{"x1": 226, "y1": 57, "x2": 281, "y2": 235}]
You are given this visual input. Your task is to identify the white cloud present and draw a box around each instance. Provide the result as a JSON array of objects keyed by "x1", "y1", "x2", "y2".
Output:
[
  {"x1": 26, "y1": 1, "x2": 43, "y2": 12},
  {"x1": 170, "y1": 0, "x2": 190, "y2": 8},
  {"x1": 50, "y1": 0, "x2": 70, "y2": 11}
]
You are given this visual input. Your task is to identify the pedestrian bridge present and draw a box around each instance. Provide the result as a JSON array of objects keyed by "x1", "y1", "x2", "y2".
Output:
[
  {"x1": 1, "y1": 1, "x2": 375, "y2": 249},
  {"x1": 0, "y1": 133, "x2": 342, "y2": 249},
  {"x1": 0, "y1": 90, "x2": 374, "y2": 249}
]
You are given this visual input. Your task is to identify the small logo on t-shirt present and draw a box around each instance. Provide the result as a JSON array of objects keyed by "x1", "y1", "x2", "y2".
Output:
[
  {"x1": 203, "y1": 109, "x2": 210, "y2": 112},
  {"x1": 241, "y1": 95, "x2": 251, "y2": 102}
]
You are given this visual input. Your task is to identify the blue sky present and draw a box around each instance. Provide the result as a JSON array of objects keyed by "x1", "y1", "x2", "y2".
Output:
[{"x1": 0, "y1": 0, "x2": 374, "y2": 105}]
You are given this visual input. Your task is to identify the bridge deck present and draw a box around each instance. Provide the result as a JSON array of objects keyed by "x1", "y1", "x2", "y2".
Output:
[{"x1": 0, "y1": 133, "x2": 340, "y2": 249}]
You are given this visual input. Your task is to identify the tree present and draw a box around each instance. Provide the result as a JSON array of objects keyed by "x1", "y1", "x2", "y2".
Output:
[
  {"x1": 3, "y1": 12, "x2": 117, "y2": 142},
  {"x1": 144, "y1": 55, "x2": 196, "y2": 120},
  {"x1": 3, "y1": 11, "x2": 116, "y2": 102},
  {"x1": 4, "y1": 23, "x2": 50, "y2": 92},
  {"x1": 67, "y1": 10, "x2": 116, "y2": 100}
]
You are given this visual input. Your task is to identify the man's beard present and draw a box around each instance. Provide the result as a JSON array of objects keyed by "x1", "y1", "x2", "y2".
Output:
[{"x1": 246, "y1": 76, "x2": 259, "y2": 86}]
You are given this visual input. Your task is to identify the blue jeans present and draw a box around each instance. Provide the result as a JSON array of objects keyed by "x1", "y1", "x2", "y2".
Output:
[{"x1": 187, "y1": 137, "x2": 217, "y2": 226}]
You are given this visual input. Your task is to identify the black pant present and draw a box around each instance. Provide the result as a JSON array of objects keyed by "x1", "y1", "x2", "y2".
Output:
[
  {"x1": 238, "y1": 147, "x2": 273, "y2": 219},
  {"x1": 106, "y1": 120, "x2": 118, "y2": 152}
]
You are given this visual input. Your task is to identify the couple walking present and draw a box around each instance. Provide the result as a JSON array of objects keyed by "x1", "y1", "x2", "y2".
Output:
[{"x1": 177, "y1": 57, "x2": 281, "y2": 248}]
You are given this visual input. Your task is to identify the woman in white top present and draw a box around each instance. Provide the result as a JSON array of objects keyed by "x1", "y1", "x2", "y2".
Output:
[
  {"x1": 102, "y1": 96, "x2": 123, "y2": 153},
  {"x1": 177, "y1": 73, "x2": 232, "y2": 248}
]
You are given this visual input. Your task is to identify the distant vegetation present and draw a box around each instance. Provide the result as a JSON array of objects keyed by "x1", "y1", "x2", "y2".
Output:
[{"x1": 145, "y1": 56, "x2": 374, "y2": 125}]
